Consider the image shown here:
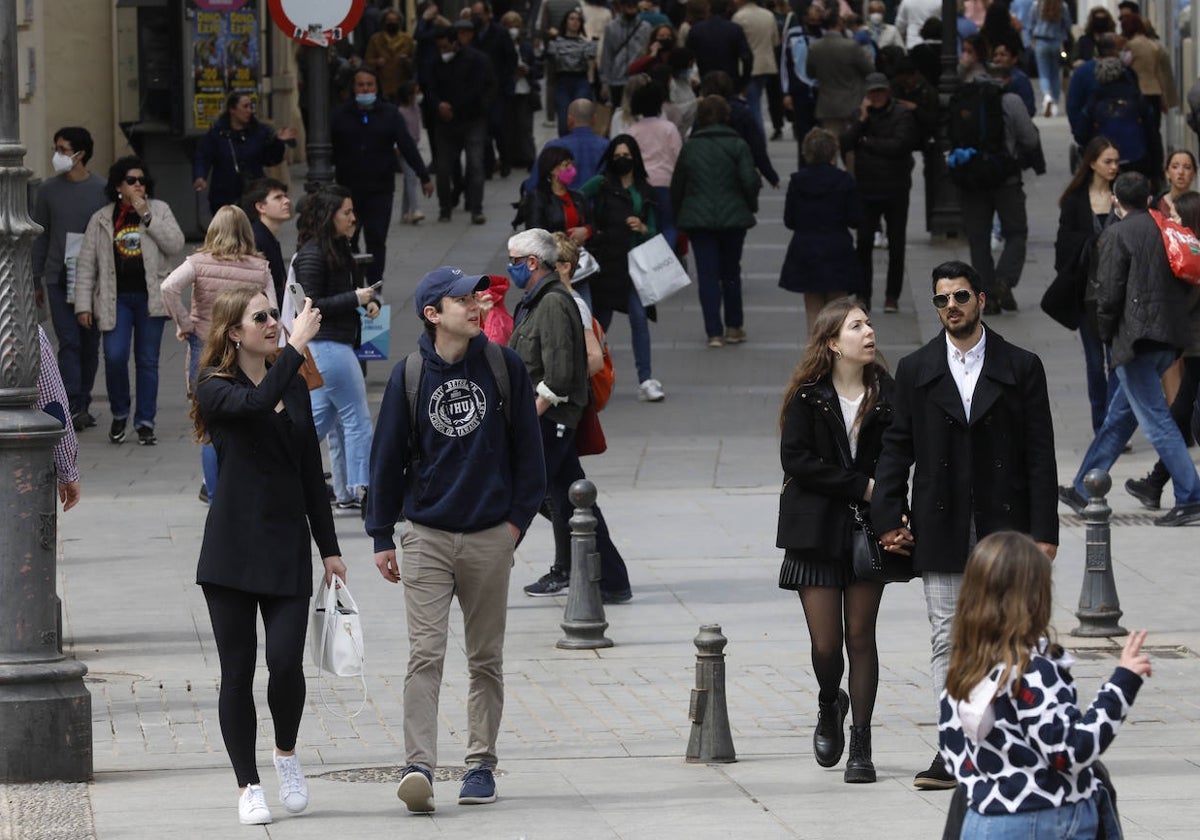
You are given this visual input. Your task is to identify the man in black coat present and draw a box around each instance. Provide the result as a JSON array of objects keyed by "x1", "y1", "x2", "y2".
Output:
[
  {"x1": 871, "y1": 259, "x2": 1058, "y2": 790},
  {"x1": 685, "y1": 0, "x2": 753, "y2": 92},
  {"x1": 841, "y1": 73, "x2": 917, "y2": 313},
  {"x1": 428, "y1": 23, "x2": 498, "y2": 223},
  {"x1": 331, "y1": 68, "x2": 433, "y2": 285}
]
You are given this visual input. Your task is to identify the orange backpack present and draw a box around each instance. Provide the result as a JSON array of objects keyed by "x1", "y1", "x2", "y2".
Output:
[{"x1": 590, "y1": 316, "x2": 615, "y2": 411}]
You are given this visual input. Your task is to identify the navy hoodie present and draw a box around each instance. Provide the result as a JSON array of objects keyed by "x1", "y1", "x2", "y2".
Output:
[{"x1": 366, "y1": 332, "x2": 545, "y2": 552}]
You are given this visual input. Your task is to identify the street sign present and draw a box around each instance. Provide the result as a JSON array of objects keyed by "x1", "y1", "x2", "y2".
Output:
[
  {"x1": 266, "y1": 0, "x2": 365, "y2": 47},
  {"x1": 195, "y1": 0, "x2": 250, "y2": 10}
]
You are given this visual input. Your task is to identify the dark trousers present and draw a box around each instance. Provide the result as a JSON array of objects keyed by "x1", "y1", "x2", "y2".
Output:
[
  {"x1": 690, "y1": 228, "x2": 746, "y2": 339},
  {"x1": 961, "y1": 181, "x2": 1028, "y2": 294},
  {"x1": 350, "y1": 189, "x2": 394, "y2": 286},
  {"x1": 540, "y1": 416, "x2": 631, "y2": 594},
  {"x1": 503, "y1": 94, "x2": 537, "y2": 170},
  {"x1": 789, "y1": 87, "x2": 818, "y2": 171},
  {"x1": 202, "y1": 583, "x2": 310, "y2": 788},
  {"x1": 434, "y1": 117, "x2": 487, "y2": 216},
  {"x1": 765, "y1": 72, "x2": 785, "y2": 133},
  {"x1": 1147, "y1": 356, "x2": 1200, "y2": 490},
  {"x1": 855, "y1": 191, "x2": 910, "y2": 306},
  {"x1": 46, "y1": 279, "x2": 100, "y2": 416}
]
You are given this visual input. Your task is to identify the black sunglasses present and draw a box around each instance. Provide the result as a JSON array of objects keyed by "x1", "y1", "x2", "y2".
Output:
[
  {"x1": 123, "y1": 176, "x2": 147, "y2": 186},
  {"x1": 508, "y1": 254, "x2": 531, "y2": 266},
  {"x1": 932, "y1": 289, "x2": 975, "y2": 309},
  {"x1": 250, "y1": 308, "x2": 280, "y2": 325}
]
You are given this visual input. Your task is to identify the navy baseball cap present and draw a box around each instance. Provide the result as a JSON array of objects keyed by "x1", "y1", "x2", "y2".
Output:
[{"x1": 414, "y1": 266, "x2": 489, "y2": 318}]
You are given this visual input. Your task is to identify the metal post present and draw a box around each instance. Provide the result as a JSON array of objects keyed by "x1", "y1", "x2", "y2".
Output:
[
  {"x1": 0, "y1": 0, "x2": 91, "y2": 782},
  {"x1": 557, "y1": 480, "x2": 612, "y2": 650},
  {"x1": 1072, "y1": 470, "x2": 1128, "y2": 638},
  {"x1": 303, "y1": 45, "x2": 334, "y2": 189},
  {"x1": 927, "y1": 0, "x2": 963, "y2": 235},
  {"x1": 685, "y1": 624, "x2": 736, "y2": 764}
]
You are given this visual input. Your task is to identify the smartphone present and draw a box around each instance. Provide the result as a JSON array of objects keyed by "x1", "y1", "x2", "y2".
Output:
[
  {"x1": 368, "y1": 280, "x2": 384, "y2": 293},
  {"x1": 286, "y1": 281, "x2": 307, "y2": 316}
]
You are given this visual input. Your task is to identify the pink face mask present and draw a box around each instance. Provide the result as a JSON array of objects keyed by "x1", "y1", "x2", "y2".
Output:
[{"x1": 558, "y1": 165, "x2": 578, "y2": 186}]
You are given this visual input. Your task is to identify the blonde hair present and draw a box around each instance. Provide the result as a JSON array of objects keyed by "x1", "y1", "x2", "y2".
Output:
[
  {"x1": 945, "y1": 532, "x2": 1055, "y2": 702},
  {"x1": 199, "y1": 205, "x2": 262, "y2": 261},
  {"x1": 553, "y1": 230, "x2": 580, "y2": 276}
]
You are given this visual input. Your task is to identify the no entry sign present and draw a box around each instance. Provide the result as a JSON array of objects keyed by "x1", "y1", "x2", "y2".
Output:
[{"x1": 267, "y1": 0, "x2": 366, "y2": 46}]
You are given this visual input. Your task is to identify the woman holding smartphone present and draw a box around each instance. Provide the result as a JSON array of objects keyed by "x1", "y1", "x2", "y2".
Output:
[{"x1": 192, "y1": 287, "x2": 345, "y2": 825}]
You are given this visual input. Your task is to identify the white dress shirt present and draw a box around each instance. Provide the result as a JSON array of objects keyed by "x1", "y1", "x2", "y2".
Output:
[{"x1": 946, "y1": 327, "x2": 986, "y2": 421}]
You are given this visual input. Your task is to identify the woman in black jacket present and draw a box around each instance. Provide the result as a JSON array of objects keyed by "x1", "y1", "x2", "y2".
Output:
[
  {"x1": 193, "y1": 287, "x2": 345, "y2": 825},
  {"x1": 1048, "y1": 136, "x2": 1120, "y2": 433},
  {"x1": 777, "y1": 298, "x2": 893, "y2": 785},
  {"x1": 528, "y1": 146, "x2": 592, "y2": 243},
  {"x1": 292, "y1": 186, "x2": 380, "y2": 510}
]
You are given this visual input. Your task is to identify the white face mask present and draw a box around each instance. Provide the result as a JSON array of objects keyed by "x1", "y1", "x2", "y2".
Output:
[
  {"x1": 52, "y1": 151, "x2": 76, "y2": 174},
  {"x1": 868, "y1": 12, "x2": 883, "y2": 25},
  {"x1": 508, "y1": 27, "x2": 520, "y2": 39},
  {"x1": 440, "y1": 50, "x2": 456, "y2": 63}
]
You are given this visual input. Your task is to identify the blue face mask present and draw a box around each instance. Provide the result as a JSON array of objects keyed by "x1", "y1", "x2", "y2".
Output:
[
  {"x1": 355, "y1": 93, "x2": 377, "y2": 108},
  {"x1": 506, "y1": 259, "x2": 533, "y2": 288}
]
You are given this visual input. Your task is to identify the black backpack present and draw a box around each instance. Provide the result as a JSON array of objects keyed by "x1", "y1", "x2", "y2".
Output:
[
  {"x1": 1085, "y1": 77, "x2": 1147, "y2": 164},
  {"x1": 946, "y1": 81, "x2": 1018, "y2": 190}
]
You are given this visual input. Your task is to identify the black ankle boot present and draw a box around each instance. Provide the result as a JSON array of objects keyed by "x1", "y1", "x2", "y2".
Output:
[
  {"x1": 844, "y1": 725, "x2": 876, "y2": 783},
  {"x1": 813, "y1": 688, "x2": 849, "y2": 767}
]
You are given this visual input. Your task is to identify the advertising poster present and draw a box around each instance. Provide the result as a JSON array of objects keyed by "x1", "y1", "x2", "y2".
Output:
[{"x1": 192, "y1": 4, "x2": 260, "y2": 132}]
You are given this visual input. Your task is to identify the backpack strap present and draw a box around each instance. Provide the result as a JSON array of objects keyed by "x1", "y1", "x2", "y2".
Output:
[{"x1": 483, "y1": 340, "x2": 512, "y2": 431}]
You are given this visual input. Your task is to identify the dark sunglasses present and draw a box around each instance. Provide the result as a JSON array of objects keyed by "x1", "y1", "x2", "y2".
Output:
[
  {"x1": 123, "y1": 176, "x2": 147, "y2": 186},
  {"x1": 932, "y1": 289, "x2": 975, "y2": 309},
  {"x1": 250, "y1": 308, "x2": 280, "y2": 325}
]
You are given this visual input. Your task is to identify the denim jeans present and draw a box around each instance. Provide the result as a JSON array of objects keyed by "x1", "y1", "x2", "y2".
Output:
[
  {"x1": 593, "y1": 287, "x2": 652, "y2": 384},
  {"x1": 1073, "y1": 349, "x2": 1200, "y2": 506},
  {"x1": 309, "y1": 340, "x2": 372, "y2": 490},
  {"x1": 46, "y1": 280, "x2": 101, "y2": 416},
  {"x1": 961, "y1": 797, "x2": 1097, "y2": 839},
  {"x1": 555, "y1": 74, "x2": 592, "y2": 137},
  {"x1": 1032, "y1": 39, "x2": 1063, "y2": 102},
  {"x1": 434, "y1": 117, "x2": 487, "y2": 216},
  {"x1": 327, "y1": 418, "x2": 352, "y2": 503},
  {"x1": 690, "y1": 229, "x2": 746, "y2": 339},
  {"x1": 746, "y1": 75, "x2": 771, "y2": 133},
  {"x1": 102, "y1": 291, "x2": 166, "y2": 429},
  {"x1": 1079, "y1": 317, "x2": 1116, "y2": 433},
  {"x1": 652, "y1": 186, "x2": 677, "y2": 251},
  {"x1": 187, "y1": 333, "x2": 219, "y2": 504}
]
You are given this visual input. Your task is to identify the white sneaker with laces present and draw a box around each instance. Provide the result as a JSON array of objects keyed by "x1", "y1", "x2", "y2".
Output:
[
  {"x1": 638, "y1": 378, "x2": 665, "y2": 402},
  {"x1": 873, "y1": 230, "x2": 888, "y2": 249},
  {"x1": 274, "y1": 752, "x2": 309, "y2": 814},
  {"x1": 238, "y1": 784, "x2": 272, "y2": 825}
]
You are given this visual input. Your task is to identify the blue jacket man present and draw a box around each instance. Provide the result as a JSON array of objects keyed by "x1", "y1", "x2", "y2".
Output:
[{"x1": 523, "y1": 99, "x2": 611, "y2": 195}]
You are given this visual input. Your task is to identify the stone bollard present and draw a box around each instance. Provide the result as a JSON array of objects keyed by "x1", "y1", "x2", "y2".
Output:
[
  {"x1": 1071, "y1": 469, "x2": 1128, "y2": 638},
  {"x1": 557, "y1": 480, "x2": 613, "y2": 650},
  {"x1": 685, "y1": 624, "x2": 736, "y2": 763}
]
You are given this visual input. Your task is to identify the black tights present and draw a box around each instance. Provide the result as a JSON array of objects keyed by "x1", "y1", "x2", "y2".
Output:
[
  {"x1": 202, "y1": 584, "x2": 310, "y2": 787},
  {"x1": 797, "y1": 581, "x2": 885, "y2": 727}
]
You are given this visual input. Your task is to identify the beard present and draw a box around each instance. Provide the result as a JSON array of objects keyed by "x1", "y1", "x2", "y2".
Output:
[{"x1": 943, "y1": 307, "x2": 981, "y2": 339}]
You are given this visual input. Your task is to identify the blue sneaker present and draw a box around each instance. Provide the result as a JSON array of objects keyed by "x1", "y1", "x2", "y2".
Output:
[
  {"x1": 396, "y1": 765, "x2": 435, "y2": 813},
  {"x1": 457, "y1": 766, "x2": 496, "y2": 805}
]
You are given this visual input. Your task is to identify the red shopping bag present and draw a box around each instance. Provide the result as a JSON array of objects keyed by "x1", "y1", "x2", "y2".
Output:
[{"x1": 1150, "y1": 209, "x2": 1200, "y2": 285}]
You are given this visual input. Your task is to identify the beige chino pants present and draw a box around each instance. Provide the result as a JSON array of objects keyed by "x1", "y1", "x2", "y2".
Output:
[{"x1": 399, "y1": 521, "x2": 514, "y2": 771}]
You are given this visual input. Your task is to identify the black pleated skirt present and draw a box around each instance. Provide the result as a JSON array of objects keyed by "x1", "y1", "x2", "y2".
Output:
[{"x1": 778, "y1": 548, "x2": 856, "y2": 590}]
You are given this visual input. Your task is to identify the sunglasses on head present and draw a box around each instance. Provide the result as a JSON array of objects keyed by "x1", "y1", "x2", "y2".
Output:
[
  {"x1": 932, "y1": 289, "x2": 975, "y2": 309},
  {"x1": 124, "y1": 176, "x2": 147, "y2": 186},
  {"x1": 250, "y1": 308, "x2": 280, "y2": 325}
]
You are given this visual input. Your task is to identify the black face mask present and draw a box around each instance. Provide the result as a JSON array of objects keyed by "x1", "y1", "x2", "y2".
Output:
[
  {"x1": 385, "y1": 22, "x2": 401, "y2": 34},
  {"x1": 657, "y1": 38, "x2": 673, "y2": 51},
  {"x1": 624, "y1": 11, "x2": 639, "y2": 21},
  {"x1": 609, "y1": 156, "x2": 635, "y2": 176}
]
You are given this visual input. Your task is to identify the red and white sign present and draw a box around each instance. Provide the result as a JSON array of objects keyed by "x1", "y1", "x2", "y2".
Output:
[{"x1": 267, "y1": 0, "x2": 365, "y2": 47}]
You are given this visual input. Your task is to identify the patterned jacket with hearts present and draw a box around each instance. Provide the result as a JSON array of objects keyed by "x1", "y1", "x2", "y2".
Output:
[{"x1": 938, "y1": 651, "x2": 1143, "y2": 815}]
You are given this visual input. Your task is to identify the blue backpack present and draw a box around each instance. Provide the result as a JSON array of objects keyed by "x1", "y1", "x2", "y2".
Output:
[{"x1": 1085, "y1": 77, "x2": 1146, "y2": 164}]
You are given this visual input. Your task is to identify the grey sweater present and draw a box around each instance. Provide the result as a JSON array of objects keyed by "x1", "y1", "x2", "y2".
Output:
[{"x1": 32, "y1": 173, "x2": 107, "y2": 285}]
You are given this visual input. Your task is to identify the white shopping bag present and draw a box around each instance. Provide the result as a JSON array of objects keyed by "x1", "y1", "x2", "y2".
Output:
[
  {"x1": 310, "y1": 574, "x2": 365, "y2": 678},
  {"x1": 627, "y1": 234, "x2": 691, "y2": 307}
]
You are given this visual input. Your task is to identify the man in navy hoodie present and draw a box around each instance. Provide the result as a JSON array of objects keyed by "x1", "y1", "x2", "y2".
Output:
[{"x1": 366, "y1": 266, "x2": 545, "y2": 813}]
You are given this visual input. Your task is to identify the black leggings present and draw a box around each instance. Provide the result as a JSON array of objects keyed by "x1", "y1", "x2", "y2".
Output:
[
  {"x1": 797, "y1": 581, "x2": 885, "y2": 727},
  {"x1": 202, "y1": 584, "x2": 310, "y2": 787}
]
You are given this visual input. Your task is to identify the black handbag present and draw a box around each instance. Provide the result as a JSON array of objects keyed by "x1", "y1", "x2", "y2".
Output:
[{"x1": 850, "y1": 503, "x2": 914, "y2": 584}]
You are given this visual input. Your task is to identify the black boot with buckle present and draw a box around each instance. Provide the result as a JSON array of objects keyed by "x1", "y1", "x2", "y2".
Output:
[
  {"x1": 844, "y1": 725, "x2": 876, "y2": 783},
  {"x1": 813, "y1": 688, "x2": 849, "y2": 767}
]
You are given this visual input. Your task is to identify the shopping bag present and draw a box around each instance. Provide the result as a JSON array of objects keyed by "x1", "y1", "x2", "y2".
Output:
[
  {"x1": 574, "y1": 246, "x2": 600, "y2": 282},
  {"x1": 310, "y1": 574, "x2": 367, "y2": 718},
  {"x1": 1150, "y1": 208, "x2": 1200, "y2": 284},
  {"x1": 627, "y1": 234, "x2": 691, "y2": 307}
]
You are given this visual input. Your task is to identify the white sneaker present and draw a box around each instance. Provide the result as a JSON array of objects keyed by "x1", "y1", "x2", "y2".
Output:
[
  {"x1": 638, "y1": 378, "x2": 665, "y2": 402},
  {"x1": 873, "y1": 230, "x2": 888, "y2": 249},
  {"x1": 1042, "y1": 94, "x2": 1054, "y2": 117},
  {"x1": 990, "y1": 233, "x2": 1004, "y2": 252},
  {"x1": 274, "y1": 752, "x2": 309, "y2": 814},
  {"x1": 1049, "y1": 102, "x2": 1060, "y2": 118},
  {"x1": 238, "y1": 784, "x2": 272, "y2": 825}
]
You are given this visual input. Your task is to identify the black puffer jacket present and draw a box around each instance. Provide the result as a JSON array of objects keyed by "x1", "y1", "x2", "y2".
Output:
[
  {"x1": 1092, "y1": 208, "x2": 1197, "y2": 367},
  {"x1": 291, "y1": 239, "x2": 365, "y2": 346},
  {"x1": 777, "y1": 371, "x2": 894, "y2": 557},
  {"x1": 840, "y1": 98, "x2": 918, "y2": 195},
  {"x1": 527, "y1": 188, "x2": 590, "y2": 236}
]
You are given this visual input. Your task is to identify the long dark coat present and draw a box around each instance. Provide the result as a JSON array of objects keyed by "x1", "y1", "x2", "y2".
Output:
[
  {"x1": 777, "y1": 371, "x2": 895, "y2": 556},
  {"x1": 871, "y1": 329, "x2": 1059, "y2": 574},
  {"x1": 779, "y1": 164, "x2": 864, "y2": 294}
]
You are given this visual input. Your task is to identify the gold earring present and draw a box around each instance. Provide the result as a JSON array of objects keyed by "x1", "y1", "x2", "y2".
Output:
[{"x1": 833, "y1": 348, "x2": 842, "y2": 359}]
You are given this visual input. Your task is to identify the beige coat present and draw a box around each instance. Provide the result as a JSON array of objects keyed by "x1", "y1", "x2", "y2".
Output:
[
  {"x1": 1127, "y1": 35, "x2": 1177, "y2": 108},
  {"x1": 73, "y1": 199, "x2": 185, "y2": 331}
]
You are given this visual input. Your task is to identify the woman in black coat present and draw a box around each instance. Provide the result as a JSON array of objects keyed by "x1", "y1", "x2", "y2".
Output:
[
  {"x1": 193, "y1": 287, "x2": 345, "y2": 826},
  {"x1": 1046, "y1": 136, "x2": 1120, "y2": 433},
  {"x1": 780, "y1": 128, "x2": 864, "y2": 336},
  {"x1": 528, "y1": 146, "x2": 592, "y2": 242},
  {"x1": 777, "y1": 298, "x2": 892, "y2": 785}
]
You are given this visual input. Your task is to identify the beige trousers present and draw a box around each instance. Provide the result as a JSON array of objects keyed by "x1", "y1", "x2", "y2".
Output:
[{"x1": 399, "y1": 521, "x2": 514, "y2": 771}]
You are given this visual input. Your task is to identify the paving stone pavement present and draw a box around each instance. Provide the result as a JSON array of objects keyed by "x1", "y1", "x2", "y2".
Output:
[{"x1": 6, "y1": 114, "x2": 1200, "y2": 838}]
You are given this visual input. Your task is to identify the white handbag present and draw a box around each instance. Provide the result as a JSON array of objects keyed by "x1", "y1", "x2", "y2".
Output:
[
  {"x1": 310, "y1": 574, "x2": 367, "y2": 717},
  {"x1": 574, "y1": 245, "x2": 601, "y2": 281},
  {"x1": 627, "y1": 233, "x2": 691, "y2": 307}
]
